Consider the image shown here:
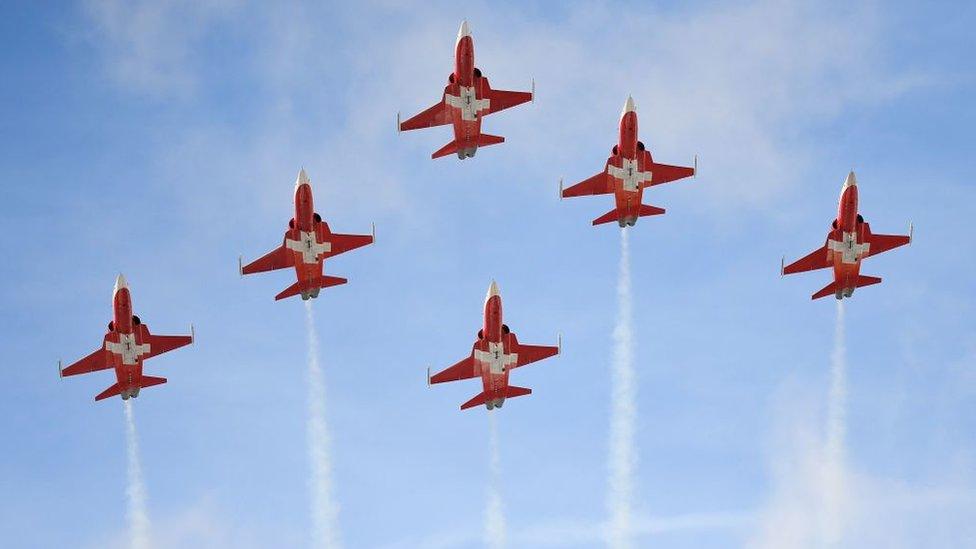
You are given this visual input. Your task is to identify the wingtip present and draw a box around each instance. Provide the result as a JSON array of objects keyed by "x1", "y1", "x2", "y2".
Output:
[
  {"x1": 426, "y1": 367, "x2": 432, "y2": 388},
  {"x1": 238, "y1": 255, "x2": 243, "y2": 277},
  {"x1": 694, "y1": 154, "x2": 698, "y2": 177},
  {"x1": 58, "y1": 360, "x2": 62, "y2": 379},
  {"x1": 396, "y1": 111, "x2": 401, "y2": 134},
  {"x1": 909, "y1": 221, "x2": 914, "y2": 245},
  {"x1": 371, "y1": 222, "x2": 376, "y2": 243},
  {"x1": 780, "y1": 256, "x2": 785, "y2": 277},
  {"x1": 557, "y1": 333, "x2": 562, "y2": 356},
  {"x1": 190, "y1": 323, "x2": 195, "y2": 344},
  {"x1": 558, "y1": 178, "x2": 563, "y2": 200},
  {"x1": 531, "y1": 78, "x2": 535, "y2": 102}
]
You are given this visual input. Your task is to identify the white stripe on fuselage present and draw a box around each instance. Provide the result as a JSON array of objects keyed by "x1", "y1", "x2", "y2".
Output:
[
  {"x1": 473, "y1": 341, "x2": 518, "y2": 374},
  {"x1": 105, "y1": 333, "x2": 150, "y2": 365},
  {"x1": 286, "y1": 230, "x2": 332, "y2": 264},
  {"x1": 607, "y1": 158, "x2": 652, "y2": 192},
  {"x1": 445, "y1": 86, "x2": 490, "y2": 121},
  {"x1": 827, "y1": 231, "x2": 870, "y2": 264}
]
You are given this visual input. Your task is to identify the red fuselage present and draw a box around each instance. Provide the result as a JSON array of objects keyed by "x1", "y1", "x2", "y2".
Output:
[
  {"x1": 108, "y1": 283, "x2": 146, "y2": 394},
  {"x1": 826, "y1": 177, "x2": 867, "y2": 292},
  {"x1": 609, "y1": 106, "x2": 654, "y2": 222},
  {"x1": 476, "y1": 289, "x2": 514, "y2": 405},
  {"x1": 445, "y1": 31, "x2": 485, "y2": 149},
  {"x1": 287, "y1": 180, "x2": 329, "y2": 288}
]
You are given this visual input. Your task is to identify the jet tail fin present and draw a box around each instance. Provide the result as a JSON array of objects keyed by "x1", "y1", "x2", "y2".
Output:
[
  {"x1": 95, "y1": 382, "x2": 122, "y2": 402},
  {"x1": 811, "y1": 275, "x2": 883, "y2": 300},
  {"x1": 503, "y1": 385, "x2": 532, "y2": 399},
  {"x1": 431, "y1": 134, "x2": 505, "y2": 159},
  {"x1": 275, "y1": 276, "x2": 348, "y2": 301},
  {"x1": 477, "y1": 134, "x2": 505, "y2": 147},
  {"x1": 432, "y1": 140, "x2": 460, "y2": 159},
  {"x1": 459, "y1": 386, "x2": 533, "y2": 410},
  {"x1": 139, "y1": 376, "x2": 167, "y2": 389},
  {"x1": 592, "y1": 208, "x2": 621, "y2": 226},
  {"x1": 460, "y1": 391, "x2": 489, "y2": 410}
]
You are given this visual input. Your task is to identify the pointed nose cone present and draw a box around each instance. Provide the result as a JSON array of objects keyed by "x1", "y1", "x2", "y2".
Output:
[
  {"x1": 844, "y1": 170, "x2": 857, "y2": 188},
  {"x1": 486, "y1": 279, "x2": 500, "y2": 300},
  {"x1": 622, "y1": 95, "x2": 637, "y2": 117},
  {"x1": 296, "y1": 168, "x2": 311, "y2": 189},
  {"x1": 113, "y1": 273, "x2": 128, "y2": 295},
  {"x1": 457, "y1": 20, "x2": 471, "y2": 42}
]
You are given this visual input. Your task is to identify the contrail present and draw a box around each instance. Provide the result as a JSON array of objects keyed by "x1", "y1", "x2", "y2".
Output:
[
  {"x1": 822, "y1": 300, "x2": 847, "y2": 544},
  {"x1": 484, "y1": 412, "x2": 507, "y2": 549},
  {"x1": 607, "y1": 227, "x2": 637, "y2": 549},
  {"x1": 123, "y1": 400, "x2": 150, "y2": 549},
  {"x1": 305, "y1": 302, "x2": 342, "y2": 549}
]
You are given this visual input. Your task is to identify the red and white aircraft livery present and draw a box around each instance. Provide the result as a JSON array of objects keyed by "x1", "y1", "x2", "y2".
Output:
[
  {"x1": 783, "y1": 171, "x2": 912, "y2": 300},
  {"x1": 428, "y1": 281, "x2": 559, "y2": 411},
  {"x1": 59, "y1": 274, "x2": 193, "y2": 401},
  {"x1": 241, "y1": 169, "x2": 373, "y2": 301},
  {"x1": 561, "y1": 96, "x2": 696, "y2": 227},
  {"x1": 398, "y1": 20, "x2": 533, "y2": 160}
]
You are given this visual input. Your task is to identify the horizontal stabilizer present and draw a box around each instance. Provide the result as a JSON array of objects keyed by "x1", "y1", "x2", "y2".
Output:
[
  {"x1": 503, "y1": 385, "x2": 532, "y2": 399},
  {"x1": 811, "y1": 281, "x2": 840, "y2": 300},
  {"x1": 637, "y1": 204, "x2": 666, "y2": 217},
  {"x1": 592, "y1": 208, "x2": 621, "y2": 226},
  {"x1": 477, "y1": 134, "x2": 505, "y2": 147},
  {"x1": 811, "y1": 275, "x2": 883, "y2": 300},
  {"x1": 460, "y1": 391, "x2": 489, "y2": 411},
  {"x1": 431, "y1": 140, "x2": 460, "y2": 159},
  {"x1": 139, "y1": 375, "x2": 167, "y2": 389},
  {"x1": 95, "y1": 383, "x2": 122, "y2": 402},
  {"x1": 275, "y1": 276, "x2": 348, "y2": 301}
]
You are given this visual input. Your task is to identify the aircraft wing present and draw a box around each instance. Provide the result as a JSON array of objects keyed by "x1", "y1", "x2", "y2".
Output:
[
  {"x1": 510, "y1": 333, "x2": 559, "y2": 368},
  {"x1": 562, "y1": 165, "x2": 613, "y2": 197},
  {"x1": 400, "y1": 98, "x2": 451, "y2": 131},
  {"x1": 430, "y1": 344, "x2": 480, "y2": 384},
  {"x1": 61, "y1": 340, "x2": 112, "y2": 377},
  {"x1": 242, "y1": 241, "x2": 295, "y2": 275},
  {"x1": 325, "y1": 232, "x2": 374, "y2": 258},
  {"x1": 646, "y1": 161, "x2": 695, "y2": 187},
  {"x1": 137, "y1": 324, "x2": 193, "y2": 360},
  {"x1": 483, "y1": 78, "x2": 532, "y2": 115},
  {"x1": 863, "y1": 223, "x2": 911, "y2": 257},
  {"x1": 783, "y1": 242, "x2": 831, "y2": 274}
]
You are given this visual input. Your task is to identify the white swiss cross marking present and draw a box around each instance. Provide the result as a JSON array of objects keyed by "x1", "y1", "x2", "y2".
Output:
[
  {"x1": 607, "y1": 158, "x2": 652, "y2": 192},
  {"x1": 106, "y1": 333, "x2": 150, "y2": 366},
  {"x1": 473, "y1": 341, "x2": 518, "y2": 374},
  {"x1": 828, "y1": 231, "x2": 870, "y2": 264},
  {"x1": 286, "y1": 231, "x2": 332, "y2": 264},
  {"x1": 445, "y1": 86, "x2": 490, "y2": 121}
]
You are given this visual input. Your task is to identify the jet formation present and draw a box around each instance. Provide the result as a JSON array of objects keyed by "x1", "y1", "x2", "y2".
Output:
[
  {"x1": 58, "y1": 20, "x2": 913, "y2": 408},
  {"x1": 783, "y1": 171, "x2": 912, "y2": 299},
  {"x1": 60, "y1": 275, "x2": 193, "y2": 401}
]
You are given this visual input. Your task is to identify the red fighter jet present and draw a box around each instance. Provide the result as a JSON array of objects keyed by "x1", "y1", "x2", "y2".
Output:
[
  {"x1": 783, "y1": 171, "x2": 912, "y2": 300},
  {"x1": 59, "y1": 274, "x2": 193, "y2": 401},
  {"x1": 561, "y1": 96, "x2": 696, "y2": 227},
  {"x1": 241, "y1": 169, "x2": 373, "y2": 301},
  {"x1": 428, "y1": 281, "x2": 560, "y2": 411},
  {"x1": 398, "y1": 20, "x2": 533, "y2": 160}
]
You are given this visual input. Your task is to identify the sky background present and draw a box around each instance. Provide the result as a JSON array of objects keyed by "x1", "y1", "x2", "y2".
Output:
[{"x1": 1, "y1": 0, "x2": 975, "y2": 547}]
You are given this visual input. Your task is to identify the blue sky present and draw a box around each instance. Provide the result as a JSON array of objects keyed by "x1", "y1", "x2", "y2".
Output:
[{"x1": 1, "y1": 1, "x2": 974, "y2": 547}]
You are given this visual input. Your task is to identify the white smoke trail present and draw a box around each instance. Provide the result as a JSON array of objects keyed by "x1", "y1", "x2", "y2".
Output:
[
  {"x1": 304, "y1": 301, "x2": 342, "y2": 549},
  {"x1": 484, "y1": 412, "x2": 507, "y2": 549},
  {"x1": 607, "y1": 227, "x2": 637, "y2": 549},
  {"x1": 821, "y1": 300, "x2": 847, "y2": 544},
  {"x1": 123, "y1": 400, "x2": 151, "y2": 549}
]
